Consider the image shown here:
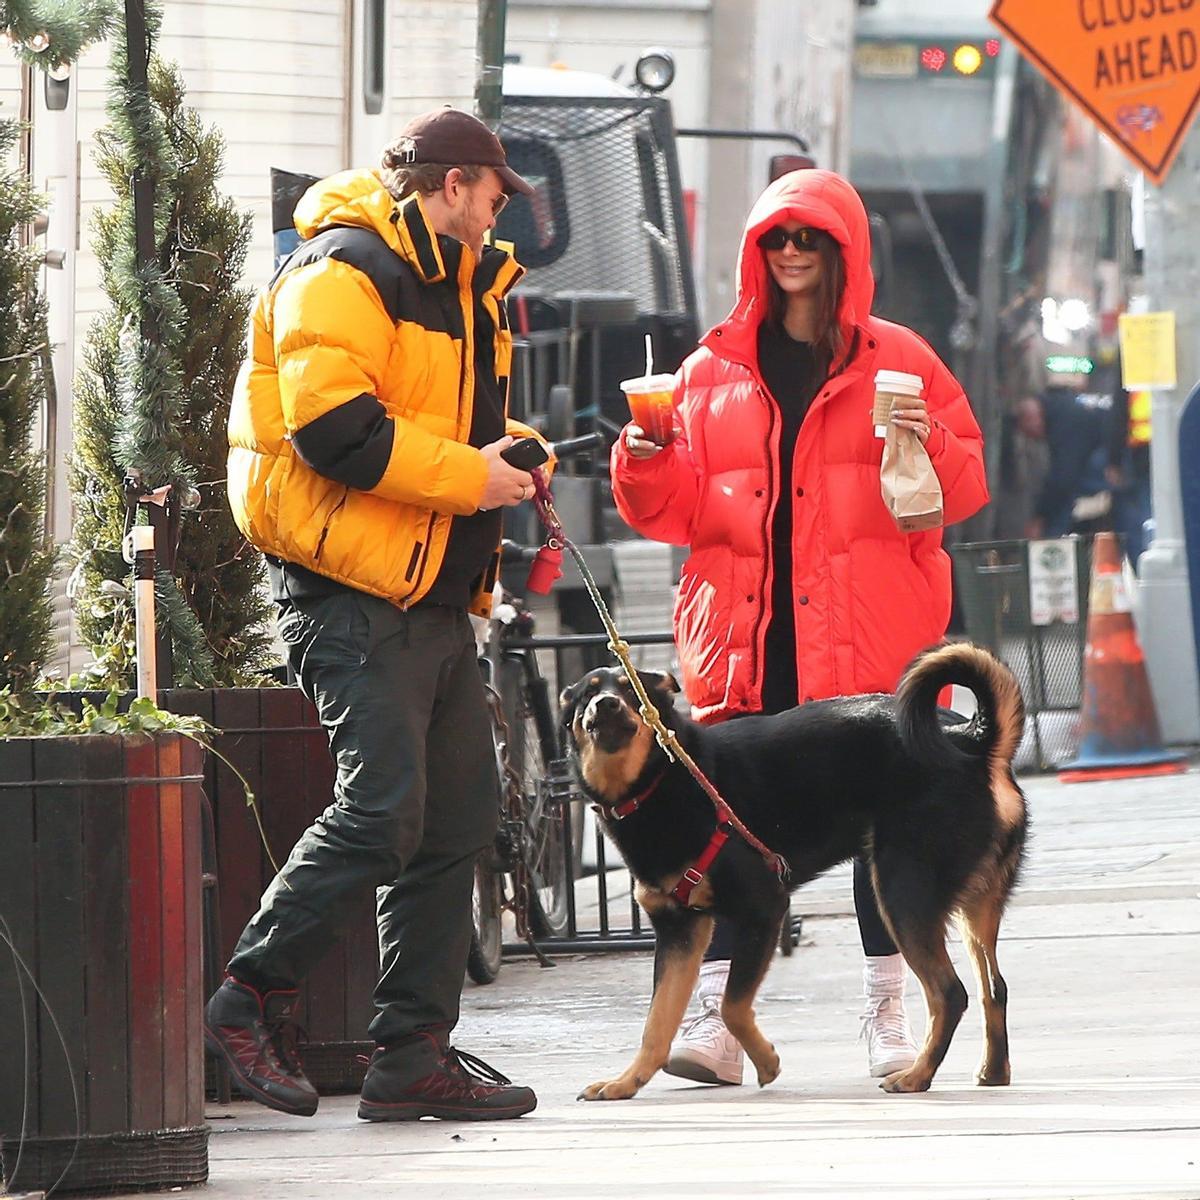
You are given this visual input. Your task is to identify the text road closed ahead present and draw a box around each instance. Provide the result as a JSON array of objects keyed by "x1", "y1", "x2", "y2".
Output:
[{"x1": 990, "y1": 0, "x2": 1200, "y2": 184}]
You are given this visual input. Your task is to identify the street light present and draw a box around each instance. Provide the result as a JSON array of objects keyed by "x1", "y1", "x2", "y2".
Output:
[
  {"x1": 44, "y1": 59, "x2": 69, "y2": 111},
  {"x1": 635, "y1": 47, "x2": 675, "y2": 93}
]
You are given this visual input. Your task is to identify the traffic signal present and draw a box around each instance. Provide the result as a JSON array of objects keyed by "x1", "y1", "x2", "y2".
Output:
[
  {"x1": 919, "y1": 38, "x2": 1001, "y2": 76},
  {"x1": 856, "y1": 37, "x2": 1001, "y2": 80}
]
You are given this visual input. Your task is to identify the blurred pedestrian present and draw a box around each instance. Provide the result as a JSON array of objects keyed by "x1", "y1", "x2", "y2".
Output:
[
  {"x1": 997, "y1": 395, "x2": 1050, "y2": 539},
  {"x1": 1105, "y1": 386, "x2": 1153, "y2": 565},
  {"x1": 211, "y1": 107, "x2": 542, "y2": 1123},
  {"x1": 1037, "y1": 380, "x2": 1113, "y2": 538},
  {"x1": 610, "y1": 169, "x2": 988, "y2": 1085}
]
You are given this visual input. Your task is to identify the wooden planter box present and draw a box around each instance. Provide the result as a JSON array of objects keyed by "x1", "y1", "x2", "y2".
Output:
[
  {"x1": 0, "y1": 732, "x2": 208, "y2": 1195},
  {"x1": 21, "y1": 688, "x2": 380, "y2": 1099},
  {"x1": 163, "y1": 688, "x2": 376, "y2": 1094}
]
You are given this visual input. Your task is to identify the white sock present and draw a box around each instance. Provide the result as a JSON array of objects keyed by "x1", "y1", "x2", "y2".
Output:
[
  {"x1": 863, "y1": 953, "x2": 907, "y2": 999},
  {"x1": 697, "y1": 958, "x2": 730, "y2": 1005}
]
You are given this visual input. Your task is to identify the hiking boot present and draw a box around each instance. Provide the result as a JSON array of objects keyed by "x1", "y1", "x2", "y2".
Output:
[
  {"x1": 861, "y1": 955, "x2": 919, "y2": 1078},
  {"x1": 664, "y1": 960, "x2": 743, "y2": 1085},
  {"x1": 204, "y1": 976, "x2": 319, "y2": 1116},
  {"x1": 357, "y1": 1033, "x2": 537, "y2": 1121}
]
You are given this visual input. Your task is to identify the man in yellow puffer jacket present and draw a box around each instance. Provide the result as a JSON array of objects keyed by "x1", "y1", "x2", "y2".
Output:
[{"x1": 206, "y1": 108, "x2": 541, "y2": 1123}]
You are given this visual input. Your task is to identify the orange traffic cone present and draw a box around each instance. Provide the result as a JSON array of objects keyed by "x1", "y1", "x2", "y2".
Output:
[{"x1": 1060, "y1": 531, "x2": 1189, "y2": 783}]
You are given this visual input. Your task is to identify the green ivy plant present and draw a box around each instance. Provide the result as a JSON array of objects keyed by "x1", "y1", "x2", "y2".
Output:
[{"x1": 0, "y1": 686, "x2": 208, "y2": 737}]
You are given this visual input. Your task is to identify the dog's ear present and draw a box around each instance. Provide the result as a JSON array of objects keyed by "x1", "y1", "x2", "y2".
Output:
[
  {"x1": 559, "y1": 679, "x2": 582, "y2": 729},
  {"x1": 639, "y1": 670, "x2": 681, "y2": 697}
]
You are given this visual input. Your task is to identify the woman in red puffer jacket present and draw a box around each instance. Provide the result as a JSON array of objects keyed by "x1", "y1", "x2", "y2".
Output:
[{"x1": 610, "y1": 168, "x2": 988, "y2": 1087}]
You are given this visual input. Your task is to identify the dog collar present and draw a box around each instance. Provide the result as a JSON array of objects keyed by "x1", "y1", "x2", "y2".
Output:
[{"x1": 608, "y1": 768, "x2": 668, "y2": 819}]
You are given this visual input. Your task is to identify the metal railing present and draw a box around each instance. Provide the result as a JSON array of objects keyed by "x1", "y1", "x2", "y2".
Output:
[
  {"x1": 502, "y1": 628, "x2": 674, "y2": 954},
  {"x1": 951, "y1": 536, "x2": 1092, "y2": 770}
]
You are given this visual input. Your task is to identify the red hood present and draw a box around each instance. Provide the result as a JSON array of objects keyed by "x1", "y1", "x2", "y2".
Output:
[{"x1": 702, "y1": 169, "x2": 875, "y2": 370}]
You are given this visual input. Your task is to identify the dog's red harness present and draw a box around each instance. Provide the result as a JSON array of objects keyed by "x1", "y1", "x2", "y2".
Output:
[
  {"x1": 607, "y1": 771, "x2": 737, "y2": 906},
  {"x1": 534, "y1": 471, "x2": 787, "y2": 897},
  {"x1": 672, "y1": 825, "x2": 730, "y2": 905}
]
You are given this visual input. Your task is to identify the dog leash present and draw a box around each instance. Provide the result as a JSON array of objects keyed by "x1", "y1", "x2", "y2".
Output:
[{"x1": 529, "y1": 470, "x2": 789, "y2": 886}]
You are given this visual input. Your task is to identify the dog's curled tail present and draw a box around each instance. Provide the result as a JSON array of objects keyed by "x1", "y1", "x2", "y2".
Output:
[{"x1": 896, "y1": 643, "x2": 1026, "y2": 824}]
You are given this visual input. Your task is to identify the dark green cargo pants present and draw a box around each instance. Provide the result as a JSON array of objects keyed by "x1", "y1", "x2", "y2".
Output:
[{"x1": 227, "y1": 589, "x2": 498, "y2": 1045}]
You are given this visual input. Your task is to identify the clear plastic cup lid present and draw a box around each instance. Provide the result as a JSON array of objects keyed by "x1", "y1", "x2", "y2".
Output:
[{"x1": 620, "y1": 373, "x2": 676, "y2": 392}]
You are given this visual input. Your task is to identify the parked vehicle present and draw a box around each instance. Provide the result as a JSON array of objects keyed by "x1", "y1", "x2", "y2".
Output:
[{"x1": 495, "y1": 63, "x2": 701, "y2": 445}]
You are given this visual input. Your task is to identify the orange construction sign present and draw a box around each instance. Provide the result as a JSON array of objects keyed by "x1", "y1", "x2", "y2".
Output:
[{"x1": 989, "y1": 0, "x2": 1200, "y2": 185}]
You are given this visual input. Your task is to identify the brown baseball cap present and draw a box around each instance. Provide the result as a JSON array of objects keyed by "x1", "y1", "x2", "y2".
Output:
[{"x1": 392, "y1": 107, "x2": 533, "y2": 196}]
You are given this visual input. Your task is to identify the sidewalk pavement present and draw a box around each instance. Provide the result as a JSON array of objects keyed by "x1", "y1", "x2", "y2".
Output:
[{"x1": 195, "y1": 766, "x2": 1196, "y2": 1199}]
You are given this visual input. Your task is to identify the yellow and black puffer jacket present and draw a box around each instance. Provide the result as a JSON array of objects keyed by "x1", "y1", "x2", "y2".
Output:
[{"x1": 227, "y1": 168, "x2": 536, "y2": 615}]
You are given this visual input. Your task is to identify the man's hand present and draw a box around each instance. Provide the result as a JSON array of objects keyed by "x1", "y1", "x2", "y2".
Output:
[
  {"x1": 479, "y1": 437, "x2": 535, "y2": 510},
  {"x1": 623, "y1": 424, "x2": 664, "y2": 460}
]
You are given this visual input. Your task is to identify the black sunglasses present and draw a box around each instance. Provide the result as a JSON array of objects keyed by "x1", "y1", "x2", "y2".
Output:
[{"x1": 757, "y1": 226, "x2": 826, "y2": 252}]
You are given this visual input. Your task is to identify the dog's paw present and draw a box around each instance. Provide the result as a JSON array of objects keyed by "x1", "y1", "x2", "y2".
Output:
[
  {"x1": 974, "y1": 1064, "x2": 1010, "y2": 1087},
  {"x1": 879, "y1": 1067, "x2": 932, "y2": 1094},
  {"x1": 577, "y1": 1077, "x2": 638, "y2": 1101},
  {"x1": 755, "y1": 1047, "x2": 781, "y2": 1087}
]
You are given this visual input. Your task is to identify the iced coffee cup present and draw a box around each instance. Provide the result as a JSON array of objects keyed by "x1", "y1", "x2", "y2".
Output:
[
  {"x1": 620, "y1": 373, "x2": 677, "y2": 446},
  {"x1": 872, "y1": 369, "x2": 924, "y2": 437}
]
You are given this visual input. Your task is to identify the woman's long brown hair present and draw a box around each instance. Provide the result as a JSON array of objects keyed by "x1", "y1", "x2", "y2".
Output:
[{"x1": 764, "y1": 232, "x2": 847, "y2": 367}]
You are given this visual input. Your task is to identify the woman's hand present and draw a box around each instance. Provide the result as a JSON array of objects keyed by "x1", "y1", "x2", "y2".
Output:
[
  {"x1": 623, "y1": 424, "x2": 664, "y2": 460},
  {"x1": 890, "y1": 394, "x2": 932, "y2": 445}
]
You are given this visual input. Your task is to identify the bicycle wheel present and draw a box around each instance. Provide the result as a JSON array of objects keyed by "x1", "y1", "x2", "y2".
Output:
[
  {"x1": 467, "y1": 854, "x2": 503, "y2": 984},
  {"x1": 500, "y1": 656, "x2": 570, "y2": 938}
]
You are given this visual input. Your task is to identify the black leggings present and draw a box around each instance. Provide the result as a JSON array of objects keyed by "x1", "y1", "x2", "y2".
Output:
[{"x1": 704, "y1": 857, "x2": 897, "y2": 961}]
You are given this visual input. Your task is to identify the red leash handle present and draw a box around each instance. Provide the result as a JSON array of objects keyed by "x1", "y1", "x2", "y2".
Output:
[{"x1": 524, "y1": 469, "x2": 565, "y2": 595}]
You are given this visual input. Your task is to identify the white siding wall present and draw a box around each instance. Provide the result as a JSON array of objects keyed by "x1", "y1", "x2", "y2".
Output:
[
  {"x1": 351, "y1": 0, "x2": 478, "y2": 164},
  {"x1": 751, "y1": 0, "x2": 855, "y2": 180},
  {"x1": 73, "y1": 0, "x2": 349, "y2": 319},
  {"x1": 69, "y1": 0, "x2": 478, "y2": 341},
  {"x1": 0, "y1": 62, "x2": 21, "y2": 144},
  {"x1": 49, "y1": 0, "x2": 478, "y2": 671},
  {"x1": 704, "y1": 0, "x2": 855, "y2": 325},
  {"x1": 390, "y1": 0, "x2": 477, "y2": 116}
]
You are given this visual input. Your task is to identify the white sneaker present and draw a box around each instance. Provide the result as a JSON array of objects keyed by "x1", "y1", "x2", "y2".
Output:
[
  {"x1": 861, "y1": 993, "x2": 918, "y2": 1078},
  {"x1": 665, "y1": 995, "x2": 744, "y2": 1085}
]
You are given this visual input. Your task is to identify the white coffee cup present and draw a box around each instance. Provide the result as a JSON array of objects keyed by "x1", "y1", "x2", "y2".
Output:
[{"x1": 873, "y1": 370, "x2": 924, "y2": 438}]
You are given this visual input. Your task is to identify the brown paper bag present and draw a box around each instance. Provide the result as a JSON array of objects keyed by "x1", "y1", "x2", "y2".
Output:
[{"x1": 880, "y1": 423, "x2": 943, "y2": 532}]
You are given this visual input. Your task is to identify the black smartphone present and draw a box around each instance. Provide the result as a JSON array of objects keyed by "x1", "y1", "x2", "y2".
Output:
[{"x1": 500, "y1": 436, "x2": 550, "y2": 471}]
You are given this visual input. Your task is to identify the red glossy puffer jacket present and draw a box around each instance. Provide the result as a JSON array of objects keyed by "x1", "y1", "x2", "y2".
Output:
[{"x1": 611, "y1": 169, "x2": 989, "y2": 721}]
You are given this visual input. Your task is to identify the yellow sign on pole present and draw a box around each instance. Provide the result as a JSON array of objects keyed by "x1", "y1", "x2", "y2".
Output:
[{"x1": 1118, "y1": 311, "x2": 1177, "y2": 390}]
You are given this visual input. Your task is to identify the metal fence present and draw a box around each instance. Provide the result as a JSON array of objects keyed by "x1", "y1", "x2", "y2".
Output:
[
  {"x1": 951, "y1": 537, "x2": 1092, "y2": 771},
  {"x1": 501, "y1": 628, "x2": 802, "y2": 957},
  {"x1": 497, "y1": 94, "x2": 695, "y2": 321},
  {"x1": 507, "y1": 538, "x2": 1094, "y2": 964},
  {"x1": 504, "y1": 629, "x2": 671, "y2": 954}
]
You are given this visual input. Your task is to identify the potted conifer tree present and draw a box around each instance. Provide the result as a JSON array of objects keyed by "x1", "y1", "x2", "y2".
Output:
[
  {"x1": 0, "y1": 7, "x2": 215, "y2": 1195},
  {"x1": 62, "y1": 0, "x2": 377, "y2": 1100}
]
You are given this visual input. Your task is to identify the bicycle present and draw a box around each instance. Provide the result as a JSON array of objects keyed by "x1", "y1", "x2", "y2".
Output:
[{"x1": 468, "y1": 434, "x2": 603, "y2": 984}]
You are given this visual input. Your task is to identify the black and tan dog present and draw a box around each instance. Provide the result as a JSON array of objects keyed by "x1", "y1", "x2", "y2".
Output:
[{"x1": 561, "y1": 642, "x2": 1028, "y2": 1101}]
